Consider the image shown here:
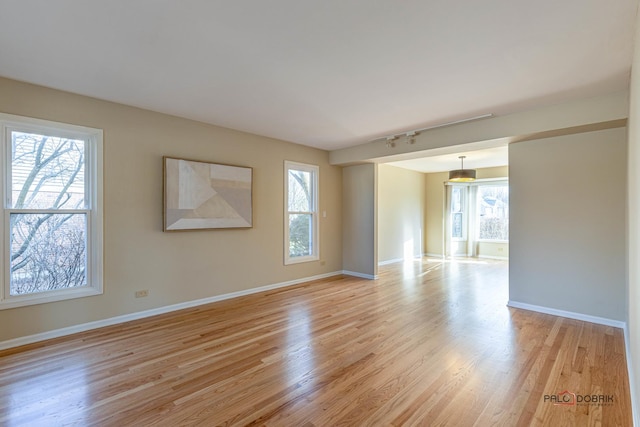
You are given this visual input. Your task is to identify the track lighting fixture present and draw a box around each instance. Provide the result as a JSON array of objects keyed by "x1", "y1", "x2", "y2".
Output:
[{"x1": 372, "y1": 113, "x2": 494, "y2": 145}]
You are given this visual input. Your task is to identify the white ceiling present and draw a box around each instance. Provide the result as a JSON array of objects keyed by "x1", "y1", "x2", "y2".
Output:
[
  {"x1": 388, "y1": 146, "x2": 509, "y2": 173},
  {"x1": 0, "y1": 1, "x2": 637, "y2": 151}
]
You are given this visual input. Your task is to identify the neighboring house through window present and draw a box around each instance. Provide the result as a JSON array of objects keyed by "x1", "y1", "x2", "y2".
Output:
[
  {"x1": 0, "y1": 113, "x2": 103, "y2": 309},
  {"x1": 447, "y1": 180, "x2": 509, "y2": 257},
  {"x1": 477, "y1": 183, "x2": 509, "y2": 241}
]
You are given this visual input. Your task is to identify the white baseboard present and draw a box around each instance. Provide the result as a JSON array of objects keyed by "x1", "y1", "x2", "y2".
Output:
[
  {"x1": 342, "y1": 270, "x2": 378, "y2": 280},
  {"x1": 378, "y1": 256, "x2": 424, "y2": 266},
  {"x1": 0, "y1": 271, "x2": 343, "y2": 351},
  {"x1": 507, "y1": 300, "x2": 625, "y2": 328},
  {"x1": 424, "y1": 253, "x2": 445, "y2": 258},
  {"x1": 378, "y1": 258, "x2": 404, "y2": 266},
  {"x1": 510, "y1": 300, "x2": 638, "y2": 423},
  {"x1": 624, "y1": 324, "x2": 640, "y2": 427},
  {"x1": 477, "y1": 254, "x2": 509, "y2": 260}
]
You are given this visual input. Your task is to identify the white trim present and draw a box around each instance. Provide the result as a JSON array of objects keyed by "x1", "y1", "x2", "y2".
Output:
[
  {"x1": 510, "y1": 296, "x2": 639, "y2": 423},
  {"x1": 284, "y1": 160, "x2": 320, "y2": 265},
  {"x1": 425, "y1": 253, "x2": 445, "y2": 258},
  {"x1": 0, "y1": 114, "x2": 103, "y2": 309},
  {"x1": 342, "y1": 270, "x2": 378, "y2": 280},
  {"x1": 624, "y1": 324, "x2": 640, "y2": 427},
  {"x1": 378, "y1": 258, "x2": 404, "y2": 266},
  {"x1": 507, "y1": 300, "x2": 625, "y2": 328},
  {"x1": 471, "y1": 177, "x2": 509, "y2": 184},
  {"x1": 377, "y1": 256, "x2": 424, "y2": 266},
  {"x1": 0, "y1": 286, "x2": 102, "y2": 310},
  {"x1": 448, "y1": 253, "x2": 472, "y2": 259},
  {"x1": 477, "y1": 254, "x2": 509, "y2": 260},
  {"x1": 444, "y1": 177, "x2": 508, "y2": 186},
  {"x1": 450, "y1": 184, "x2": 468, "y2": 240},
  {"x1": 0, "y1": 271, "x2": 342, "y2": 351}
]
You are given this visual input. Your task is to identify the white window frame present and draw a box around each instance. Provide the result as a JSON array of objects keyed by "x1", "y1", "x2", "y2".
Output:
[
  {"x1": 284, "y1": 161, "x2": 319, "y2": 265},
  {"x1": 450, "y1": 184, "x2": 468, "y2": 241},
  {"x1": 0, "y1": 113, "x2": 103, "y2": 309}
]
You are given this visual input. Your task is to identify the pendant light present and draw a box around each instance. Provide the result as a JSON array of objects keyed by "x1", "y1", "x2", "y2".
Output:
[{"x1": 449, "y1": 156, "x2": 476, "y2": 182}]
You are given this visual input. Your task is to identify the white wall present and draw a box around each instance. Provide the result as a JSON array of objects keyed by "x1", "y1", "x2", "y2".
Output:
[
  {"x1": 377, "y1": 165, "x2": 425, "y2": 264},
  {"x1": 509, "y1": 127, "x2": 627, "y2": 322}
]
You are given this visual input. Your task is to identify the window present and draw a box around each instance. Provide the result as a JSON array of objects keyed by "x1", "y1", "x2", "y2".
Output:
[
  {"x1": 451, "y1": 185, "x2": 466, "y2": 240},
  {"x1": 477, "y1": 184, "x2": 509, "y2": 241},
  {"x1": 1, "y1": 114, "x2": 103, "y2": 309},
  {"x1": 284, "y1": 161, "x2": 318, "y2": 264}
]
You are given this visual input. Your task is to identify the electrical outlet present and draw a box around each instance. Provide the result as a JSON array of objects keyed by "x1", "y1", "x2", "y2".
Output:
[
  {"x1": 320, "y1": 260, "x2": 326, "y2": 266},
  {"x1": 497, "y1": 248, "x2": 504, "y2": 252},
  {"x1": 135, "y1": 290, "x2": 149, "y2": 298}
]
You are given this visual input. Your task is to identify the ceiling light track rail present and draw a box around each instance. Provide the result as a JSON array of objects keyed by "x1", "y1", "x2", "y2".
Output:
[{"x1": 373, "y1": 113, "x2": 494, "y2": 147}]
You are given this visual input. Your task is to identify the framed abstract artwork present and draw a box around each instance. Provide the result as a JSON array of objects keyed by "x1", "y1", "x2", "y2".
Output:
[{"x1": 163, "y1": 157, "x2": 253, "y2": 231}]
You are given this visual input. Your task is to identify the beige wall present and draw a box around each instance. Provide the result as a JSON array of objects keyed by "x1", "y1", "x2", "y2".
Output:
[
  {"x1": 0, "y1": 77, "x2": 343, "y2": 342},
  {"x1": 424, "y1": 166, "x2": 509, "y2": 256},
  {"x1": 342, "y1": 163, "x2": 377, "y2": 277},
  {"x1": 475, "y1": 166, "x2": 509, "y2": 180},
  {"x1": 628, "y1": 10, "x2": 640, "y2": 423},
  {"x1": 509, "y1": 127, "x2": 626, "y2": 321},
  {"x1": 477, "y1": 241, "x2": 508, "y2": 259},
  {"x1": 377, "y1": 164, "x2": 425, "y2": 263},
  {"x1": 425, "y1": 172, "x2": 446, "y2": 256}
]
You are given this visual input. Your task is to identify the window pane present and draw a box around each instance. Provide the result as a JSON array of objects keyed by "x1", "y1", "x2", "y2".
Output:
[
  {"x1": 451, "y1": 186, "x2": 464, "y2": 238},
  {"x1": 452, "y1": 187, "x2": 462, "y2": 213},
  {"x1": 478, "y1": 185, "x2": 509, "y2": 240},
  {"x1": 452, "y1": 212, "x2": 463, "y2": 238},
  {"x1": 289, "y1": 213, "x2": 312, "y2": 257},
  {"x1": 11, "y1": 131, "x2": 85, "y2": 209},
  {"x1": 10, "y1": 213, "x2": 87, "y2": 295},
  {"x1": 288, "y1": 170, "x2": 312, "y2": 212}
]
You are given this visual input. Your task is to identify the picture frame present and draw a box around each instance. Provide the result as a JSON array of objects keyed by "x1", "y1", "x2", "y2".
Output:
[{"x1": 163, "y1": 156, "x2": 253, "y2": 231}]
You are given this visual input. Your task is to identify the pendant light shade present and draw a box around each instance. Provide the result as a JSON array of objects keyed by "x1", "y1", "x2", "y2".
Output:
[{"x1": 449, "y1": 156, "x2": 476, "y2": 182}]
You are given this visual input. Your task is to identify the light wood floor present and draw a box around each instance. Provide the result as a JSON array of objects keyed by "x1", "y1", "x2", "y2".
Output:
[{"x1": 0, "y1": 258, "x2": 632, "y2": 426}]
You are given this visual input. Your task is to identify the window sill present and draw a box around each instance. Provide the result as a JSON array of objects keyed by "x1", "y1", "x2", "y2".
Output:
[
  {"x1": 285, "y1": 255, "x2": 320, "y2": 265},
  {"x1": 0, "y1": 286, "x2": 102, "y2": 310}
]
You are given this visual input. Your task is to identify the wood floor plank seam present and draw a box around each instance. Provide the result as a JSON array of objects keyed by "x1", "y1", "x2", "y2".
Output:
[{"x1": 0, "y1": 258, "x2": 632, "y2": 426}]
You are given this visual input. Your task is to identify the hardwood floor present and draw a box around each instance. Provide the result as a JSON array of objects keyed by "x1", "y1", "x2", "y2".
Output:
[{"x1": 0, "y1": 258, "x2": 632, "y2": 426}]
